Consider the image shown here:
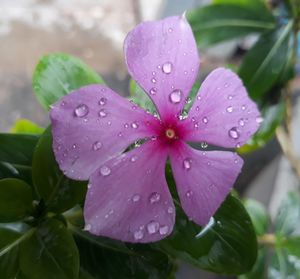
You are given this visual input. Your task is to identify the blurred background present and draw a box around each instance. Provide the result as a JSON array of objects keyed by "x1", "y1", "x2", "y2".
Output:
[{"x1": 1, "y1": 0, "x2": 300, "y2": 278}]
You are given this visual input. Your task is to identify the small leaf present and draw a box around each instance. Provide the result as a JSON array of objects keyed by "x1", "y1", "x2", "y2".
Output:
[
  {"x1": 19, "y1": 219, "x2": 79, "y2": 279},
  {"x1": 238, "y1": 100, "x2": 285, "y2": 153},
  {"x1": 10, "y1": 119, "x2": 44, "y2": 135},
  {"x1": 0, "y1": 228, "x2": 22, "y2": 279},
  {"x1": 33, "y1": 53, "x2": 105, "y2": 110},
  {"x1": 187, "y1": 3, "x2": 275, "y2": 48},
  {"x1": 0, "y1": 179, "x2": 33, "y2": 222},
  {"x1": 159, "y1": 195, "x2": 257, "y2": 275},
  {"x1": 213, "y1": 0, "x2": 267, "y2": 8},
  {"x1": 275, "y1": 192, "x2": 300, "y2": 236},
  {"x1": 244, "y1": 199, "x2": 268, "y2": 236},
  {"x1": 32, "y1": 127, "x2": 86, "y2": 213},
  {"x1": 238, "y1": 21, "x2": 293, "y2": 101}
]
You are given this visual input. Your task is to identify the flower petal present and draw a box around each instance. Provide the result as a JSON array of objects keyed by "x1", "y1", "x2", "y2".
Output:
[
  {"x1": 124, "y1": 15, "x2": 200, "y2": 120},
  {"x1": 183, "y1": 68, "x2": 261, "y2": 148},
  {"x1": 50, "y1": 85, "x2": 159, "y2": 180},
  {"x1": 170, "y1": 141, "x2": 243, "y2": 226},
  {"x1": 83, "y1": 140, "x2": 175, "y2": 243}
]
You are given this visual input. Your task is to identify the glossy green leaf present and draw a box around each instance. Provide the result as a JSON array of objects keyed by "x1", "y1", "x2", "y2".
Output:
[
  {"x1": 275, "y1": 192, "x2": 300, "y2": 236},
  {"x1": 0, "y1": 162, "x2": 33, "y2": 185},
  {"x1": 187, "y1": 4, "x2": 275, "y2": 48},
  {"x1": 73, "y1": 227, "x2": 175, "y2": 279},
  {"x1": 284, "y1": 237, "x2": 300, "y2": 258},
  {"x1": 33, "y1": 53, "x2": 105, "y2": 111},
  {"x1": 10, "y1": 119, "x2": 44, "y2": 135},
  {"x1": 0, "y1": 133, "x2": 39, "y2": 166},
  {"x1": 32, "y1": 127, "x2": 86, "y2": 213},
  {"x1": 244, "y1": 199, "x2": 268, "y2": 236},
  {"x1": 238, "y1": 101, "x2": 285, "y2": 153},
  {"x1": 159, "y1": 195, "x2": 257, "y2": 275},
  {"x1": 0, "y1": 228, "x2": 22, "y2": 279},
  {"x1": 0, "y1": 179, "x2": 33, "y2": 222},
  {"x1": 238, "y1": 21, "x2": 293, "y2": 101},
  {"x1": 213, "y1": 0, "x2": 266, "y2": 7},
  {"x1": 129, "y1": 79, "x2": 156, "y2": 114},
  {"x1": 19, "y1": 219, "x2": 79, "y2": 279}
]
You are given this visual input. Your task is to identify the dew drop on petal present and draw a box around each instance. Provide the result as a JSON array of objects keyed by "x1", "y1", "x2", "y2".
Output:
[
  {"x1": 134, "y1": 230, "x2": 144, "y2": 240},
  {"x1": 227, "y1": 95, "x2": 233, "y2": 100},
  {"x1": 149, "y1": 192, "x2": 161, "y2": 204},
  {"x1": 159, "y1": 225, "x2": 169, "y2": 235},
  {"x1": 72, "y1": 144, "x2": 77, "y2": 149},
  {"x1": 167, "y1": 207, "x2": 174, "y2": 214},
  {"x1": 169, "y1": 89, "x2": 182, "y2": 104},
  {"x1": 147, "y1": 221, "x2": 159, "y2": 234},
  {"x1": 74, "y1": 104, "x2": 89, "y2": 117},
  {"x1": 256, "y1": 116, "x2": 264, "y2": 124},
  {"x1": 131, "y1": 122, "x2": 139, "y2": 129},
  {"x1": 124, "y1": 123, "x2": 129, "y2": 128},
  {"x1": 132, "y1": 194, "x2": 141, "y2": 202},
  {"x1": 226, "y1": 106, "x2": 233, "y2": 113},
  {"x1": 228, "y1": 127, "x2": 240, "y2": 139},
  {"x1": 150, "y1": 88, "x2": 157, "y2": 95},
  {"x1": 201, "y1": 142, "x2": 208, "y2": 149},
  {"x1": 186, "y1": 190, "x2": 193, "y2": 198},
  {"x1": 98, "y1": 109, "x2": 107, "y2": 118},
  {"x1": 162, "y1": 62, "x2": 172, "y2": 74},
  {"x1": 130, "y1": 155, "x2": 138, "y2": 162},
  {"x1": 202, "y1": 117, "x2": 208, "y2": 124},
  {"x1": 194, "y1": 123, "x2": 199, "y2": 129},
  {"x1": 151, "y1": 78, "x2": 157, "y2": 83},
  {"x1": 93, "y1": 141, "x2": 102, "y2": 151},
  {"x1": 100, "y1": 165, "x2": 111, "y2": 176},
  {"x1": 239, "y1": 118, "x2": 245, "y2": 127},
  {"x1": 183, "y1": 158, "x2": 192, "y2": 170},
  {"x1": 99, "y1": 97, "x2": 107, "y2": 105},
  {"x1": 241, "y1": 105, "x2": 246, "y2": 111}
]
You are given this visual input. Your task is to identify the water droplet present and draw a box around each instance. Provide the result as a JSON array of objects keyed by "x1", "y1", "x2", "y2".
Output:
[
  {"x1": 228, "y1": 127, "x2": 240, "y2": 139},
  {"x1": 201, "y1": 142, "x2": 208, "y2": 149},
  {"x1": 196, "y1": 106, "x2": 200, "y2": 112},
  {"x1": 225, "y1": 83, "x2": 229, "y2": 88},
  {"x1": 118, "y1": 132, "x2": 123, "y2": 137},
  {"x1": 184, "y1": 70, "x2": 188, "y2": 75},
  {"x1": 159, "y1": 225, "x2": 169, "y2": 235},
  {"x1": 124, "y1": 123, "x2": 129, "y2": 128},
  {"x1": 168, "y1": 27, "x2": 173, "y2": 33},
  {"x1": 256, "y1": 116, "x2": 263, "y2": 124},
  {"x1": 186, "y1": 190, "x2": 193, "y2": 198},
  {"x1": 167, "y1": 207, "x2": 174, "y2": 214},
  {"x1": 226, "y1": 106, "x2": 233, "y2": 113},
  {"x1": 169, "y1": 89, "x2": 182, "y2": 104},
  {"x1": 183, "y1": 158, "x2": 192, "y2": 170},
  {"x1": 93, "y1": 141, "x2": 102, "y2": 151},
  {"x1": 132, "y1": 105, "x2": 137, "y2": 110},
  {"x1": 84, "y1": 224, "x2": 91, "y2": 231},
  {"x1": 162, "y1": 62, "x2": 172, "y2": 74},
  {"x1": 72, "y1": 144, "x2": 77, "y2": 149},
  {"x1": 227, "y1": 95, "x2": 233, "y2": 100},
  {"x1": 99, "y1": 97, "x2": 107, "y2": 105},
  {"x1": 241, "y1": 105, "x2": 246, "y2": 111},
  {"x1": 179, "y1": 110, "x2": 188, "y2": 120},
  {"x1": 134, "y1": 230, "x2": 144, "y2": 240},
  {"x1": 132, "y1": 194, "x2": 141, "y2": 202},
  {"x1": 87, "y1": 183, "x2": 92, "y2": 189},
  {"x1": 100, "y1": 165, "x2": 111, "y2": 176},
  {"x1": 147, "y1": 221, "x2": 159, "y2": 234},
  {"x1": 150, "y1": 87, "x2": 157, "y2": 95},
  {"x1": 130, "y1": 156, "x2": 138, "y2": 162},
  {"x1": 236, "y1": 143, "x2": 241, "y2": 148},
  {"x1": 239, "y1": 118, "x2": 245, "y2": 126},
  {"x1": 149, "y1": 192, "x2": 161, "y2": 204},
  {"x1": 151, "y1": 78, "x2": 157, "y2": 83},
  {"x1": 197, "y1": 95, "x2": 201, "y2": 101},
  {"x1": 107, "y1": 121, "x2": 112, "y2": 126},
  {"x1": 131, "y1": 122, "x2": 139, "y2": 129},
  {"x1": 152, "y1": 71, "x2": 156, "y2": 76},
  {"x1": 74, "y1": 104, "x2": 89, "y2": 117},
  {"x1": 98, "y1": 109, "x2": 107, "y2": 118},
  {"x1": 194, "y1": 122, "x2": 199, "y2": 129},
  {"x1": 202, "y1": 117, "x2": 208, "y2": 124},
  {"x1": 234, "y1": 158, "x2": 239, "y2": 164},
  {"x1": 185, "y1": 97, "x2": 192, "y2": 104}
]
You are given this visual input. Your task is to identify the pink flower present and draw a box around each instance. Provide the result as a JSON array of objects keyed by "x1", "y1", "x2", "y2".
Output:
[{"x1": 50, "y1": 16, "x2": 261, "y2": 243}]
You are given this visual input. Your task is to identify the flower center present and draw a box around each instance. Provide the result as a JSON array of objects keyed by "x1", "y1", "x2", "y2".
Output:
[{"x1": 165, "y1": 128, "x2": 176, "y2": 139}]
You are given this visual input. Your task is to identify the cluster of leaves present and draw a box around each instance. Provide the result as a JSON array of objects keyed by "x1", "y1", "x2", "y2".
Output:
[
  {"x1": 242, "y1": 192, "x2": 300, "y2": 279},
  {"x1": 0, "y1": 53, "x2": 258, "y2": 278}
]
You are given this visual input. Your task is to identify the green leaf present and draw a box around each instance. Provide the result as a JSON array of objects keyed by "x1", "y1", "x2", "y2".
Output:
[
  {"x1": 73, "y1": 227, "x2": 175, "y2": 279},
  {"x1": 33, "y1": 53, "x2": 105, "y2": 111},
  {"x1": 187, "y1": 4, "x2": 275, "y2": 48},
  {"x1": 129, "y1": 79, "x2": 157, "y2": 114},
  {"x1": 213, "y1": 0, "x2": 266, "y2": 7},
  {"x1": 19, "y1": 219, "x2": 79, "y2": 279},
  {"x1": 244, "y1": 199, "x2": 268, "y2": 236},
  {"x1": 284, "y1": 237, "x2": 300, "y2": 258},
  {"x1": 32, "y1": 127, "x2": 86, "y2": 213},
  {"x1": 0, "y1": 133, "x2": 39, "y2": 166},
  {"x1": 159, "y1": 195, "x2": 257, "y2": 275},
  {"x1": 10, "y1": 119, "x2": 44, "y2": 135},
  {"x1": 0, "y1": 228, "x2": 22, "y2": 279},
  {"x1": 238, "y1": 100, "x2": 285, "y2": 153},
  {"x1": 238, "y1": 21, "x2": 293, "y2": 101},
  {"x1": 275, "y1": 192, "x2": 300, "y2": 236},
  {"x1": 0, "y1": 179, "x2": 33, "y2": 222}
]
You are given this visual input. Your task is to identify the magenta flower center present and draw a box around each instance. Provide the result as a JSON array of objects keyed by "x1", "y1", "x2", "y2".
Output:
[{"x1": 165, "y1": 128, "x2": 176, "y2": 139}]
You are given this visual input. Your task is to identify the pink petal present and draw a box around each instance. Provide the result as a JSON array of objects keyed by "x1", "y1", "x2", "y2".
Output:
[
  {"x1": 84, "y1": 141, "x2": 175, "y2": 243},
  {"x1": 124, "y1": 16, "x2": 200, "y2": 120},
  {"x1": 183, "y1": 68, "x2": 261, "y2": 148},
  {"x1": 170, "y1": 141, "x2": 243, "y2": 226},
  {"x1": 50, "y1": 85, "x2": 159, "y2": 180}
]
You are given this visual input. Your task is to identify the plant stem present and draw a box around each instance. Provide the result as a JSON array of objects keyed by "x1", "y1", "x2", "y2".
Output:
[{"x1": 257, "y1": 233, "x2": 277, "y2": 246}]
